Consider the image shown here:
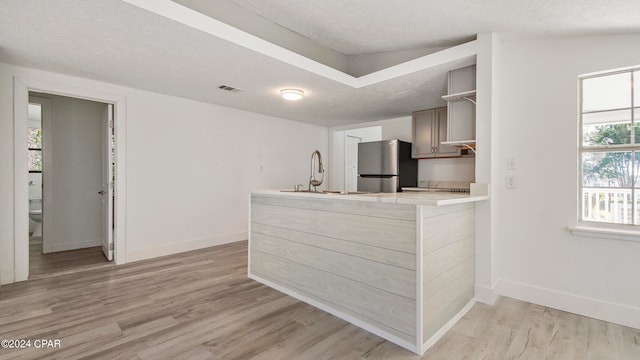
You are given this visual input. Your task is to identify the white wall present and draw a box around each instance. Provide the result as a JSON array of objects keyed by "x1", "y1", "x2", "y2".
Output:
[
  {"x1": 418, "y1": 158, "x2": 475, "y2": 182},
  {"x1": 330, "y1": 116, "x2": 413, "y2": 142},
  {"x1": 124, "y1": 91, "x2": 328, "y2": 261},
  {"x1": 40, "y1": 94, "x2": 106, "y2": 253},
  {"x1": 495, "y1": 33, "x2": 640, "y2": 328},
  {"x1": 0, "y1": 64, "x2": 16, "y2": 283},
  {"x1": 0, "y1": 63, "x2": 328, "y2": 283},
  {"x1": 344, "y1": 126, "x2": 382, "y2": 142},
  {"x1": 379, "y1": 116, "x2": 412, "y2": 142}
]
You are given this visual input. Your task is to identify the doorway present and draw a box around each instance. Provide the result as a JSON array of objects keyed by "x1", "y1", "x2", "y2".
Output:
[
  {"x1": 344, "y1": 135, "x2": 361, "y2": 191},
  {"x1": 27, "y1": 92, "x2": 114, "y2": 278},
  {"x1": 12, "y1": 76, "x2": 126, "y2": 283},
  {"x1": 330, "y1": 126, "x2": 382, "y2": 191}
]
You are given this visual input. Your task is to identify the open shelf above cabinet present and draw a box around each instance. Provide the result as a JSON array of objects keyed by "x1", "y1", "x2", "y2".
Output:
[{"x1": 442, "y1": 90, "x2": 476, "y2": 105}]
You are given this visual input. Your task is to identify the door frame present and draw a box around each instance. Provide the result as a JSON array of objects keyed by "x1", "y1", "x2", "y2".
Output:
[
  {"x1": 101, "y1": 104, "x2": 114, "y2": 261},
  {"x1": 13, "y1": 76, "x2": 127, "y2": 282},
  {"x1": 27, "y1": 95, "x2": 52, "y2": 253},
  {"x1": 344, "y1": 134, "x2": 362, "y2": 192}
]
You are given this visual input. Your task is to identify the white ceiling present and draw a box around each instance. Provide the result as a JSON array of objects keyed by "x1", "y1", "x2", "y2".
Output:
[
  {"x1": 228, "y1": 0, "x2": 640, "y2": 55},
  {"x1": 0, "y1": 0, "x2": 638, "y2": 127}
]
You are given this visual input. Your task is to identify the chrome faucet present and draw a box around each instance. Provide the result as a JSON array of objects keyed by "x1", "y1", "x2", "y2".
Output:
[{"x1": 309, "y1": 150, "x2": 324, "y2": 192}]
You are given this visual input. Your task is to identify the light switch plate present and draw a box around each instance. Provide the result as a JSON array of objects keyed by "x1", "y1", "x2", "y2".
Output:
[{"x1": 507, "y1": 157, "x2": 516, "y2": 170}]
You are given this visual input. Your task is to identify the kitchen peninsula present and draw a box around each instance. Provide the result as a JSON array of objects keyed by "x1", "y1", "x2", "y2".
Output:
[{"x1": 248, "y1": 188, "x2": 488, "y2": 354}]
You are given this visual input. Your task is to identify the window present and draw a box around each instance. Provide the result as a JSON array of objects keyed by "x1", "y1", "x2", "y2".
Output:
[
  {"x1": 28, "y1": 127, "x2": 42, "y2": 172},
  {"x1": 580, "y1": 66, "x2": 640, "y2": 225}
]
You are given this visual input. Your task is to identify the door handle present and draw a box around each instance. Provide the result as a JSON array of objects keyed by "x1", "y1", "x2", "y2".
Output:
[{"x1": 98, "y1": 190, "x2": 105, "y2": 195}]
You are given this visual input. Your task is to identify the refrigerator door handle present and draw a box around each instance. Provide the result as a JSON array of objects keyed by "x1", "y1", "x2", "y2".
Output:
[{"x1": 359, "y1": 175, "x2": 395, "y2": 178}]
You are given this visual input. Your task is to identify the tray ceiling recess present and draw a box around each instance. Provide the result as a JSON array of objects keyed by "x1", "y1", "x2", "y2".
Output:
[
  {"x1": 125, "y1": 0, "x2": 478, "y2": 86},
  {"x1": 121, "y1": 0, "x2": 477, "y2": 122},
  {"x1": 0, "y1": 0, "x2": 476, "y2": 126}
]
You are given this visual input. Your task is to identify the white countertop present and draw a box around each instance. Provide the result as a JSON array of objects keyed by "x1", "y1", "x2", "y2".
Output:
[{"x1": 252, "y1": 188, "x2": 489, "y2": 206}]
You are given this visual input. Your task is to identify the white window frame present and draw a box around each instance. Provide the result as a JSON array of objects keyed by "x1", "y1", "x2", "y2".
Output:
[{"x1": 572, "y1": 65, "x2": 640, "y2": 241}]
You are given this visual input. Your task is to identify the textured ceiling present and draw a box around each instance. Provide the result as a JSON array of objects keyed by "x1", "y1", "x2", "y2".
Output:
[
  {"x1": 0, "y1": 0, "x2": 638, "y2": 127},
  {"x1": 228, "y1": 0, "x2": 640, "y2": 55}
]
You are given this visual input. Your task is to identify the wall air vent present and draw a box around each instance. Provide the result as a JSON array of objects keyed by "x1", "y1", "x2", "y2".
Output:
[{"x1": 218, "y1": 85, "x2": 242, "y2": 93}]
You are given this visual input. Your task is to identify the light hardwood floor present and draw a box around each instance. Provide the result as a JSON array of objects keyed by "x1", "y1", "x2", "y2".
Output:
[
  {"x1": 1, "y1": 241, "x2": 638, "y2": 359},
  {"x1": 29, "y1": 237, "x2": 111, "y2": 279}
]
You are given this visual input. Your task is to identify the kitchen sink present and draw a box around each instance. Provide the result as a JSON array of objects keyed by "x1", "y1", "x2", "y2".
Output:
[
  {"x1": 321, "y1": 190, "x2": 373, "y2": 195},
  {"x1": 279, "y1": 190, "x2": 323, "y2": 193},
  {"x1": 279, "y1": 189, "x2": 375, "y2": 195}
]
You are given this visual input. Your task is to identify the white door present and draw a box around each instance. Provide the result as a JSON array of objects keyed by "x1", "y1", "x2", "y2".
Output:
[
  {"x1": 101, "y1": 104, "x2": 114, "y2": 261},
  {"x1": 344, "y1": 135, "x2": 361, "y2": 191}
]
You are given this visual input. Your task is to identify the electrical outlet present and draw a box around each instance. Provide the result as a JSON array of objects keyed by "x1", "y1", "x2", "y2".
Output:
[
  {"x1": 507, "y1": 157, "x2": 516, "y2": 170},
  {"x1": 506, "y1": 175, "x2": 518, "y2": 189},
  {"x1": 260, "y1": 163, "x2": 264, "y2": 172}
]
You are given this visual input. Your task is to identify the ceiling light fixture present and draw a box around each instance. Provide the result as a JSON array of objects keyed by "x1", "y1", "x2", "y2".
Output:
[{"x1": 280, "y1": 88, "x2": 304, "y2": 101}]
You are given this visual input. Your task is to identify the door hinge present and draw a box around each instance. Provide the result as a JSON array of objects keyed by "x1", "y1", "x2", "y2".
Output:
[
  {"x1": 109, "y1": 243, "x2": 114, "y2": 251},
  {"x1": 108, "y1": 120, "x2": 114, "y2": 129},
  {"x1": 110, "y1": 181, "x2": 115, "y2": 190}
]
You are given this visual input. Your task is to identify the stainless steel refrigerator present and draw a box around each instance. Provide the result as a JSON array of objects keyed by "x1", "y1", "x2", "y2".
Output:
[{"x1": 357, "y1": 140, "x2": 418, "y2": 193}]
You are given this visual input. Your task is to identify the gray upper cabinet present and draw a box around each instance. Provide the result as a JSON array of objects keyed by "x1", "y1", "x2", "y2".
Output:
[
  {"x1": 412, "y1": 107, "x2": 460, "y2": 158},
  {"x1": 435, "y1": 108, "x2": 459, "y2": 156},
  {"x1": 413, "y1": 109, "x2": 435, "y2": 158}
]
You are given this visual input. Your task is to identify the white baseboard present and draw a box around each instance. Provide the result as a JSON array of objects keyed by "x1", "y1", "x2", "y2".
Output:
[
  {"x1": 421, "y1": 298, "x2": 476, "y2": 354},
  {"x1": 0, "y1": 268, "x2": 15, "y2": 285},
  {"x1": 475, "y1": 283, "x2": 499, "y2": 305},
  {"x1": 126, "y1": 232, "x2": 247, "y2": 263},
  {"x1": 44, "y1": 239, "x2": 102, "y2": 253},
  {"x1": 249, "y1": 272, "x2": 421, "y2": 354},
  {"x1": 498, "y1": 279, "x2": 640, "y2": 330}
]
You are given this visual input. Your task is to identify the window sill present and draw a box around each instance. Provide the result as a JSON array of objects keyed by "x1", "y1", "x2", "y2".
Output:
[{"x1": 568, "y1": 225, "x2": 640, "y2": 243}]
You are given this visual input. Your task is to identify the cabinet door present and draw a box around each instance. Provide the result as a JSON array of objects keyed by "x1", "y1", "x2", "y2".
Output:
[
  {"x1": 435, "y1": 107, "x2": 461, "y2": 157},
  {"x1": 412, "y1": 110, "x2": 435, "y2": 158},
  {"x1": 446, "y1": 65, "x2": 476, "y2": 142},
  {"x1": 447, "y1": 101, "x2": 475, "y2": 142}
]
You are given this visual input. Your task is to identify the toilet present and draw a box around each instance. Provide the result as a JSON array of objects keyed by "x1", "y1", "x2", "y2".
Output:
[
  {"x1": 29, "y1": 209, "x2": 43, "y2": 237},
  {"x1": 29, "y1": 208, "x2": 42, "y2": 222}
]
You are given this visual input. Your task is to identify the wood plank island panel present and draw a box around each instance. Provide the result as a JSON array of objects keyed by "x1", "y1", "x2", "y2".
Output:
[
  {"x1": 252, "y1": 222, "x2": 416, "y2": 270},
  {"x1": 420, "y1": 203, "x2": 476, "y2": 345},
  {"x1": 251, "y1": 233, "x2": 416, "y2": 298},
  {"x1": 251, "y1": 251, "x2": 416, "y2": 343},
  {"x1": 251, "y1": 204, "x2": 416, "y2": 253},
  {"x1": 249, "y1": 192, "x2": 481, "y2": 354},
  {"x1": 251, "y1": 193, "x2": 417, "y2": 220}
]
